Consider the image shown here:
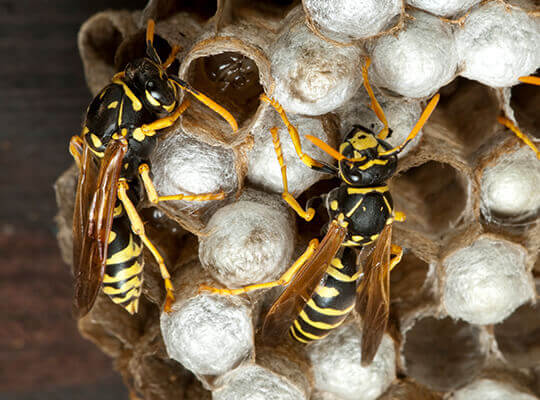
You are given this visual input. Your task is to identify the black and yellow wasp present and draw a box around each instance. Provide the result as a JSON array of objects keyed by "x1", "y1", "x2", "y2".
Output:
[
  {"x1": 201, "y1": 59, "x2": 439, "y2": 365},
  {"x1": 70, "y1": 19, "x2": 238, "y2": 318}
]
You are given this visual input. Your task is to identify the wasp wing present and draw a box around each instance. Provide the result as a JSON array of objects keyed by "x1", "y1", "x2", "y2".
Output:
[
  {"x1": 73, "y1": 141, "x2": 98, "y2": 278},
  {"x1": 73, "y1": 139, "x2": 127, "y2": 317},
  {"x1": 356, "y1": 223, "x2": 393, "y2": 366},
  {"x1": 262, "y1": 221, "x2": 347, "y2": 342}
]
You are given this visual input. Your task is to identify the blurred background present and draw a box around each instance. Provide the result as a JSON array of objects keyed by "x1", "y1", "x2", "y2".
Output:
[{"x1": 0, "y1": 1, "x2": 146, "y2": 399}]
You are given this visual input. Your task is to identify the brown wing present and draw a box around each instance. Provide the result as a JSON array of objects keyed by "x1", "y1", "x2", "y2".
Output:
[
  {"x1": 73, "y1": 139, "x2": 127, "y2": 318},
  {"x1": 72, "y1": 141, "x2": 98, "y2": 278},
  {"x1": 356, "y1": 223, "x2": 393, "y2": 366},
  {"x1": 262, "y1": 221, "x2": 347, "y2": 342}
]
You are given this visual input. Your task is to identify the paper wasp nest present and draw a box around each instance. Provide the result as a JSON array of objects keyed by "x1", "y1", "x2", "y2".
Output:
[{"x1": 55, "y1": 1, "x2": 540, "y2": 399}]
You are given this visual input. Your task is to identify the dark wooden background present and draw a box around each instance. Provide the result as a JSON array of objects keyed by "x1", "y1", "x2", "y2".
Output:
[{"x1": 0, "y1": 1, "x2": 146, "y2": 398}]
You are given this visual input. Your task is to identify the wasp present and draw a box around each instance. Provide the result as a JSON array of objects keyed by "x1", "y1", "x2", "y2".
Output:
[
  {"x1": 70, "y1": 19, "x2": 238, "y2": 318},
  {"x1": 200, "y1": 59, "x2": 439, "y2": 365}
]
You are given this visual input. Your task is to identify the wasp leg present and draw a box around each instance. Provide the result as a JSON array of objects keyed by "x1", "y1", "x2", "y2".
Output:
[
  {"x1": 361, "y1": 58, "x2": 389, "y2": 140},
  {"x1": 394, "y1": 211, "x2": 406, "y2": 222},
  {"x1": 117, "y1": 179, "x2": 175, "y2": 312},
  {"x1": 497, "y1": 116, "x2": 540, "y2": 159},
  {"x1": 199, "y1": 238, "x2": 320, "y2": 295},
  {"x1": 519, "y1": 76, "x2": 540, "y2": 86},
  {"x1": 138, "y1": 164, "x2": 226, "y2": 203},
  {"x1": 140, "y1": 98, "x2": 191, "y2": 135},
  {"x1": 69, "y1": 135, "x2": 84, "y2": 169},
  {"x1": 389, "y1": 244, "x2": 403, "y2": 272},
  {"x1": 270, "y1": 127, "x2": 315, "y2": 221},
  {"x1": 261, "y1": 94, "x2": 326, "y2": 170},
  {"x1": 162, "y1": 45, "x2": 180, "y2": 69}
]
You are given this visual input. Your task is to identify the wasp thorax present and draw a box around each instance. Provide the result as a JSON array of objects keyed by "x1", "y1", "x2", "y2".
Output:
[
  {"x1": 125, "y1": 59, "x2": 176, "y2": 113},
  {"x1": 338, "y1": 129, "x2": 397, "y2": 186}
]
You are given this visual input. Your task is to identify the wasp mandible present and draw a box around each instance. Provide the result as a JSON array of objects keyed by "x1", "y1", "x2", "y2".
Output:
[
  {"x1": 201, "y1": 58, "x2": 439, "y2": 365},
  {"x1": 70, "y1": 19, "x2": 238, "y2": 318}
]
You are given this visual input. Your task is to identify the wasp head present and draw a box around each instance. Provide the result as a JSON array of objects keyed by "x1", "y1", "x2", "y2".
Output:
[
  {"x1": 338, "y1": 127, "x2": 397, "y2": 186},
  {"x1": 125, "y1": 58, "x2": 177, "y2": 114}
]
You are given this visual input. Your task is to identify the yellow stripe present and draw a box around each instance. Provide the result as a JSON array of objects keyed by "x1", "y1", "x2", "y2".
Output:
[
  {"x1": 108, "y1": 101, "x2": 118, "y2": 109},
  {"x1": 117, "y1": 99, "x2": 124, "y2": 126},
  {"x1": 112, "y1": 79, "x2": 142, "y2": 111},
  {"x1": 108, "y1": 231, "x2": 117, "y2": 244},
  {"x1": 382, "y1": 195, "x2": 393, "y2": 215},
  {"x1": 103, "y1": 261, "x2": 143, "y2": 283},
  {"x1": 162, "y1": 100, "x2": 176, "y2": 112},
  {"x1": 82, "y1": 126, "x2": 89, "y2": 134},
  {"x1": 326, "y1": 265, "x2": 361, "y2": 282},
  {"x1": 110, "y1": 286, "x2": 141, "y2": 303},
  {"x1": 132, "y1": 127, "x2": 145, "y2": 142},
  {"x1": 347, "y1": 186, "x2": 388, "y2": 194},
  {"x1": 307, "y1": 299, "x2": 354, "y2": 316},
  {"x1": 107, "y1": 236, "x2": 143, "y2": 265},
  {"x1": 346, "y1": 198, "x2": 363, "y2": 218},
  {"x1": 314, "y1": 286, "x2": 340, "y2": 298},
  {"x1": 299, "y1": 310, "x2": 346, "y2": 330},
  {"x1": 293, "y1": 320, "x2": 324, "y2": 340},
  {"x1": 113, "y1": 204, "x2": 123, "y2": 217},
  {"x1": 145, "y1": 90, "x2": 161, "y2": 107},
  {"x1": 290, "y1": 326, "x2": 310, "y2": 343},
  {"x1": 358, "y1": 159, "x2": 389, "y2": 170},
  {"x1": 89, "y1": 147, "x2": 104, "y2": 158},
  {"x1": 90, "y1": 133, "x2": 102, "y2": 149},
  {"x1": 330, "y1": 258, "x2": 344, "y2": 269},
  {"x1": 103, "y1": 276, "x2": 142, "y2": 295},
  {"x1": 123, "y1": 300, "x2": 139, "y2": 314}
]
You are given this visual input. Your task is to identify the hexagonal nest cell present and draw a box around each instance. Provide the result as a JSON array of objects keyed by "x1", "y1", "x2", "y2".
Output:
[
  {"x1": 187, "y1": 51, "x2": 264, "y2": 127},
  {"x1": 57, "y1": 1, "x2": 540, "y2": 399}
]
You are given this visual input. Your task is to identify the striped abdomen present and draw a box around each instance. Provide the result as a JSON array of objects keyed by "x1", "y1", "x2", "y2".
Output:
[
  {"x1": 102, "y1": 202, "x2": 144, "y2": 314},
  {"x1": 289, "y1": 247, "x2": 360, "y2": 343}
]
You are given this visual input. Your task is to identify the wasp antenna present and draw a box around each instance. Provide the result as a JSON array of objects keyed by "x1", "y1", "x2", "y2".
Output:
[
  {"x1": 361, "y1": 58, "x2": 390, "y2": 140},
  {"x1": 519, "y1": 76, "x2": 540, "y2": 86},
  {"x1": 145, "y1": 19, "x2": 162, "y2": 64},
  {"x1": 380, "y1": 93, "x2": 440, "y2": 157},
  {"x1": 497, "y1": 116, "x2": 540, "y2": 159},
  {"x1": 305, "y1": 135, "x2": 352, "y2": 162}
]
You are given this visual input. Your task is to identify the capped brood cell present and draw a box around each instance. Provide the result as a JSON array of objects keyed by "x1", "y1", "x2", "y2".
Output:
[
  {"x1": 307, "y1": 322, "x2": 396, "y2": 400},
  {"x1": 455, "y1": 0, "x2": 540, "y2": 88},
  {"x1": 302, "y1": 0, "x2": 403, "y2": 43},
  {"x1": 367, "y1": 9, "x2": 458, "y2": 98},
  {"x1": 198, "y1": 189, "x2": 296, "y2": 287},
  {"x1": 270, "y1": 6, "x2": 364, "y2": 115}
]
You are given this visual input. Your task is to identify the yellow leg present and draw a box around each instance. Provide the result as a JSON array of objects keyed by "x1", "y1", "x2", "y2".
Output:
[
  {"x1": 362, "y1": 58, "x2": 389, "y2": 140},
  {"x1": 141, "y1": 98, "x2": 190, "y2": 134},
  {"x1": 270, "y1": 127, "x2": 315, "y2": 221},
  {"x1": 117, "y1": 179, "x2": 175, "y2": 312},
  {"x1": 519, "y1": 76, "x2": 540, "y2": 86},
  {"x1": 69, "y1": 135, "x2": 84, "y2": 169},
  {"x1": 497, "y1": 116, "x2": 540, "y2": 159},
  {"x1": 199, "y1": 239, "x2": 320, "y2": 295},
  {"x1": 389, "y1": 244, "x2": 403, "y2": 272},
  {"x1": 171, "y1": 78, "x2": 238, "y2": 132},
  {"x1": 138, "y1": 163, "x2": 226, "y2": 203},
  {"x1": 260, "y1": 94, "x2": 324, "y2": 170},
  {"x1": 394, "y1": 211, "x2": 406, "y2": 222},
  {"x1": 162, "y1": 45, "x2": 180, "y2": 69}
]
